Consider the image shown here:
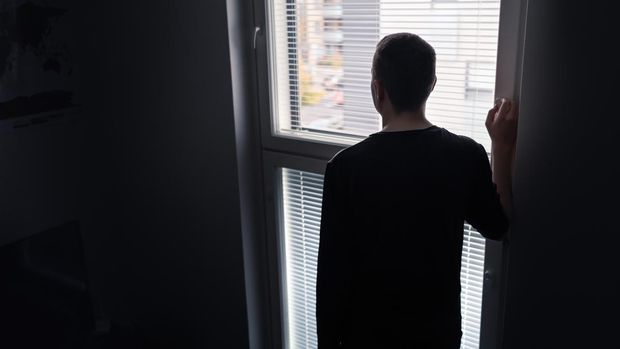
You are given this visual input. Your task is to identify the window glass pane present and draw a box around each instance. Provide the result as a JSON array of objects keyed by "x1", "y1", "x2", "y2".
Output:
[
  {"x1": 269, "y1": 0, "x2": 501, "y2": 150},
  {"x1": 280, "y1": 167, "x2": 486, "y2": 349}
]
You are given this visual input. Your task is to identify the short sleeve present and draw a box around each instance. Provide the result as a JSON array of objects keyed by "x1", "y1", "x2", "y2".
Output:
[{"x1": 464, "y1": 144, "x2": 509, "y2": 240}]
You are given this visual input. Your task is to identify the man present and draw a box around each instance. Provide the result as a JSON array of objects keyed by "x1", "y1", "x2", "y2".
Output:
[{"x1": 315, "y1": 33, "x2": 517, "y2": 348}]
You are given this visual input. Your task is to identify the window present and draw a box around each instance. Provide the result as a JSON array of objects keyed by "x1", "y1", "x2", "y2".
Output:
[
  {"x1": 465, "y1": 61, "x2": 495, "y2": 102},
  {"x1": 267, "y1": 0, "x2": 504, "y2": 150},
  {"x1": 254, "y1": 0, "x2": 525, "y2": 348}
]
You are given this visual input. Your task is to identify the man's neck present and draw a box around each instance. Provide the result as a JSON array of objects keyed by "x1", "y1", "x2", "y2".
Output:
[{"x1": 380, "y1": 109, "x2": 433, "y2": 132}]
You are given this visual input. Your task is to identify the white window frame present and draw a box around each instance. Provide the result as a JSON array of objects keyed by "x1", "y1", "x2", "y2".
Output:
[{"x1": 252, "y1": 1, "x2": 529, "y2": 348}]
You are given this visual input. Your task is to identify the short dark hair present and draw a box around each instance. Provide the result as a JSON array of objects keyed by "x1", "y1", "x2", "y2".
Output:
[{"x1": 372, "y1": 33, "x2": 436, "y2": 113}]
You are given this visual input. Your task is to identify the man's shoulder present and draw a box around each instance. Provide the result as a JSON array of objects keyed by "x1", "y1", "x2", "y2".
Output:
[
  {"x1": 437, "y1": 128, "x2": 483, "y2": 151},
  {"x1": 326, "y1": 137, "x2": 372, "y2": 167},
  {"x1": 327, "y1": 128, "x2": 486, "y2": 166},
  {"x1": 434, "y1": 128, "x2": 489, "y2": 159}
]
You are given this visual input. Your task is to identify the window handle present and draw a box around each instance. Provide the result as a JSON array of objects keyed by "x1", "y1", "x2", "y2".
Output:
[{"x1": 253, "y1": 26, "x2": 262, "y2": 50}]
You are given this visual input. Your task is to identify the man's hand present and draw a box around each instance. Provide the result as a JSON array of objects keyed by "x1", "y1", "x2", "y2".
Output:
[
  {"x1": 486, "y1": 98, "x2": 518, "y2": 149},
  {"x1": 486, "y1": 97, "x2": 518, "y2": 223}
]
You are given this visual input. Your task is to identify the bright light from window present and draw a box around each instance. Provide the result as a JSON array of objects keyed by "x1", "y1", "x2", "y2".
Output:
[{"x1": 268, "y1": 0, "x2": 500, "y2": 150}]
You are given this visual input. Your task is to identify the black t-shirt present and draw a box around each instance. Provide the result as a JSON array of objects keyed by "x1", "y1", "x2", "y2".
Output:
[{"x1": 316, "y1": 125, "x2": 509, "y2": 349}]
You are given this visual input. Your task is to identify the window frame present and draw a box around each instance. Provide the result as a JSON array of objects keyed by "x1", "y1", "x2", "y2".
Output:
[
  {"x1": 262, "y1": 151, "x2": 327, "y2": 349},
  {"x1": 252, "y1": 1, "x2": 529, "y2": 348},
  {"x1": 253, "y1": 0, "x2": 362, "y2": 161}
]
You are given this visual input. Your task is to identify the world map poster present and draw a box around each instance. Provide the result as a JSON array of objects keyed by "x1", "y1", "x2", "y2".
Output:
[{"x1": 0, "y1": 0, "x2": 78, "y2": 121}]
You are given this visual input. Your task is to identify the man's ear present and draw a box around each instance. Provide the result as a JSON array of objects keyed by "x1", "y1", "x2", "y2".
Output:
[
  {"x1": 430, "y1": 76, "x2": 437, "y2": 92},
  {"x1": 373, "y1": 80, "x2": 385, "y2": 101},
  {"x1": 371, "y1": 79, "x2": 385, "y2": 112}
]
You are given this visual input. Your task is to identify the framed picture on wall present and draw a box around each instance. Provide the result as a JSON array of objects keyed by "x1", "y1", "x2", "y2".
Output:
[{"x1": 0, "y1": 0, "x2": 79, "y2": 130}]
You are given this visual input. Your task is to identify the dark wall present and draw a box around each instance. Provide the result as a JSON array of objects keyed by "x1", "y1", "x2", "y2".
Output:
[
  {"x1": 75, "y1": 1, "x2": 249, "y2": 347},
  {"x1": 504, "y1": 2, "x2": 619, "y2": 348},
  {"x1": 0, "y1": 118, "x2": 79, "y2": 247}
]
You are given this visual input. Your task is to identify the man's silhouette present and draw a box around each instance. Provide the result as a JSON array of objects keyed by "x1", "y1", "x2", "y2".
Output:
[{"x1": 315, "y1": 33, "x2": 517, "y2": 348}]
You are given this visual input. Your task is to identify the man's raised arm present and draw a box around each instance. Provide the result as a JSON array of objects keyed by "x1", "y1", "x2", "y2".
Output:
[{"x1": 486, "y1": 98, "x2": 518, "y2": 220}]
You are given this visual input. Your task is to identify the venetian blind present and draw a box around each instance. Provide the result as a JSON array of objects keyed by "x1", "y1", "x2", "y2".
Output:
[
  {"x1": 268, "y1": 0, "x2": 501, "y2": 150},
  {"x1": 280, "y1": 168, "x2": 487, "y2": 349}
]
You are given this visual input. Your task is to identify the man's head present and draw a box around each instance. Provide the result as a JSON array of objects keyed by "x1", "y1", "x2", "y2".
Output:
[{"x1": 371, "y1": 33, "x2": 436, "y2": 115}]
